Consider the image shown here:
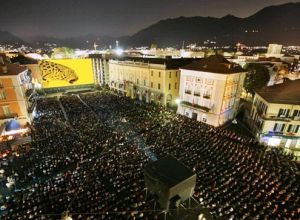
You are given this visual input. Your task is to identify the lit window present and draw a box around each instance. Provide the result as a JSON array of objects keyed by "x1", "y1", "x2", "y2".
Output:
[
  {"x1": 273, "y1": 123, "x2": 286, "y2": 132},
  {"x1": 278, "y1": 109, "x2": 290, "y2": 117},
  {"x1": 0, "y1": 90, "x2": 6, "y2": 100},
  {"x1": 2, "y1": 106, "x2": 12, "y2": 116},
  {"x1": 293, "y1": 110, "x2": 300, "y2": 118},
  {"x1": 287, "y1": 124, "x2": 300, "y2": 133}
]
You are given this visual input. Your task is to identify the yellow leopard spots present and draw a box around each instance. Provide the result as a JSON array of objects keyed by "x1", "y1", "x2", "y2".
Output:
[{"x1": 39, "y1": 60, "x2": 79, "y2": 84}]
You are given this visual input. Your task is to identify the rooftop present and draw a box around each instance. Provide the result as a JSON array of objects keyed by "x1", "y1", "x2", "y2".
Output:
[
  {"x1": 181, "y1": 55, "x2": 245, "y2": 74},
  {"x1": 0, "y1": 63, "x2": 27, "y2": 76},
  {"x1": 144, "y1": 155, "x2": 195, "y2": 188},
  {"x1": 11, "y1": 55, "x2": 38, "y2": 65},
  {"x1": 111, "y1": 56, "x2": 199, "y2": 69},
  {"x1": 256, "y1": 78, "x2": 300, "y2": 105}
]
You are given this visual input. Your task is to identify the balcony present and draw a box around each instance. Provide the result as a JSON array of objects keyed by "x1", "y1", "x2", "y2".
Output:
[
  {"x1": 262, "y1": 114, "x2": 291, "y2": 122},
  {"x1": 203, "y1": 95, "x2": 211, "y2": 99},
  {"x1": 0, "y1": 113, "x2": 18, "y2": 120},
  {"x1": 181, "y1": 101, "x2": 210, "y2": 112},
  {"x1": 291, "y1": 116, "x2": 300, "y2": 121}
]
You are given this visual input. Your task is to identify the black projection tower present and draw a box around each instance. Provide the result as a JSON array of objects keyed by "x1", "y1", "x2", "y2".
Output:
[{"x1": 144, "y1": 155, "x2": 196, "y2": 211}]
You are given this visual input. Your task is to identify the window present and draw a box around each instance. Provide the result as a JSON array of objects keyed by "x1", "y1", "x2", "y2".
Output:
[
  {"x1": 169, "y1": 83, "x2": 171, "y2": 90},
  {"x1": 287, "y1": 125, "x2": 300, "y2": 133},
  {"x1": 293, "y1": 110, "x2": 300, "y2": 118},
  {"x1": 144, "y1": 80, "x2": 146, "y2": 86},
  {"x1": 273, "y1": 123, "x2": 286, "y2": 132},
  {"x1": 0, "y1": 79, "x2": 3, "y2": 87},
  {"x1": 196, "y1": 77, "x2": 203, "y2": 83},
  {"x1": 278, "y1": 109, "x2": 290, "y2": 117},
  {"x1": 175, "y1": 82, "x2": 177, "y2": 90},
  {"x1": 151, "y1": 82, "x2": 153, "y2": 88},
  {"x1": 186, "y1": 76, "x2": 194, "y2": 82},
  {"x1": 158, "y1": 83, "x2": 160, "y2": 90},
  {"x1": 151, "y1": 71, "x2": 153, "y2": 76},
  {"x1": 158, "y1": 72, "x2": 161, "y2": 78},
  {"x1": 2, "y1": 106, "x2": 12, "y2": 116},
  {"x1": 137, "y1": 79, "x2": 139, "y2": 84},
  {"x1": 169, "y1": 72, "x2": 171, "y2": 78},
  {"x1": 0, "y1": 91, "x2": 6, "y2": 100},
  {"x1": 254, "y1": 99, "x2": 268, "y2": 115},
  {"x1": 176, "y1": 71, "x2": 178, "y2": 77},
  {"x1": 203, "y1": 89, "x2": 212, "y2": 99},
  {"x1": 205, "y1": 79, "x2": 214, "y2": 85}
]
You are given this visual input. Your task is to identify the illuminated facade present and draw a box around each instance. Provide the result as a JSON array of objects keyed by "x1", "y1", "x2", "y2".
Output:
[
  {"x1": 251, "y1": 79, "x2": 300, "y2": 157},
  {"x1": 109, "y1": 57, "x2": 197, "y2": 106},
  {"x1": 89, "y1": 54, "x2": 111, "y2": 86},
  {"x1": 266, "y1": 44, "x2": 283, "y2": 57},
  {"x1": 0, "y1": 61, "x2": 32, "y2": 130},
  {"x1": 177, "y1": 55, "x2": 246, "y2": 127}
]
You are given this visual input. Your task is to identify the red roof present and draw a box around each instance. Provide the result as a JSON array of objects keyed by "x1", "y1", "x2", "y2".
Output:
[
  {"x1": 181, "y1": 55, "x2": 245, "y2": 74},
  {"x1": 256, "y1": 79, "x2": 300, "y2": 105}
]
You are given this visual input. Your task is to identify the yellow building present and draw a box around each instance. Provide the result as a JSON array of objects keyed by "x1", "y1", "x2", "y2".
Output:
[
  {"x1": 0, "y1": 60, "x2": 32, "y2": 132},
  {"x1": 178, "y1": 55, "x2": 246, "y2": 127},
  {"x1": 109, "y1": 57, "x2": 197, "y2": 106},
  {"x1": 251, "y1": 79, "x2": 300, "y2": 157}
]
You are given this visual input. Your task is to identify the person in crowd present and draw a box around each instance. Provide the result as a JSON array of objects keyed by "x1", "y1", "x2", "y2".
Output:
[{"x1": 0, "y1": 92, "x2": 298, "y2": 220}]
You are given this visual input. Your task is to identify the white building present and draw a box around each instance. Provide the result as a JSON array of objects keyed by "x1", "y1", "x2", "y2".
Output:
[
  {"x1": 177, "y1": 55, "x2": 246, "y2": 127},
  {"x1": 266, "y1": 44, "x2": 283, "y2": 58},
  {"x1": 251, "y1": 79, "x2": 300, "y2": 157},
  {"x1": 89, "y1": 54, "x2": 111, "y2": 86}
]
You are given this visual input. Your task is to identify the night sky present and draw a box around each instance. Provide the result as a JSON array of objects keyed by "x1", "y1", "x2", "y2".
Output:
[{"x1": 1, "y1": 0, "x2": 299, "y2": 38}]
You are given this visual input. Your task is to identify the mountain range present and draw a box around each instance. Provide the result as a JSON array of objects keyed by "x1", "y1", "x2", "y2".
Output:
[{"x1": 0, "y1": 2, "x2": 299, "y2": 49}]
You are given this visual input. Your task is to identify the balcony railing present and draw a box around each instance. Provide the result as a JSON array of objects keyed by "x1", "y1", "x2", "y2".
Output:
[
  {"x1": 0, "y1": 113, "x2": 18, "y2": 120},
  {"x1": 181, "y1": 101, "x2": 210, "y2": 112},
  {"x1": 203, "y1": 95, "x2": 211, "y2": 99},
  {"x1": 261, "y1": 114, "x2": 292, "y2": 122}
]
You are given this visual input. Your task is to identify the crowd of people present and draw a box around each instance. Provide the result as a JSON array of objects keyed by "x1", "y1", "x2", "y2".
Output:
[{"x1": 0, "y1": 91, "x2": 299, "y2": 219}]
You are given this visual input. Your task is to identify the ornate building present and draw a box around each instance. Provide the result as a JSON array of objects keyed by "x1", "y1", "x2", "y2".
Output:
[
  {"x1": 109, "y1": 57, "x2": 197, "y2": 106},
  {"x1": 177, "y1": 55, "x2": 246, "y2": 126}
]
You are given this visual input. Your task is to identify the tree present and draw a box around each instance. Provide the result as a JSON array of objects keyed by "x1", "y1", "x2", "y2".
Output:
[
  {"x1": 51, "y1": 47, "x2": 75, "y2": 59},
  {"x1": 244, "y1": 63, "x2": 270, "y2": 96}
]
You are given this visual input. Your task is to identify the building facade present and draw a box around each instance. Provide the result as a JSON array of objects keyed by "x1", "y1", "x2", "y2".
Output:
[
  {"x1": 251, "y1": 79, "x2": 300, "y2": 157},
  {"x1": 109, "y1": 57, "x2": 197, "y2": 106},
  {"x1": 177, "y1": 55, "x2": 246, "y2": 127},
  {"x1": 0, "y1": 61, "x2": 32, "y2": 131},
  {"x1": 89, "y1": 54, "x2": 111, "y2": 86}
]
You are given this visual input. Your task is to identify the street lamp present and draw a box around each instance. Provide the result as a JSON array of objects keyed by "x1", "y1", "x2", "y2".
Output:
[{"x1": 175, "y1": 98, "x2": 181, "y2": 105}]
